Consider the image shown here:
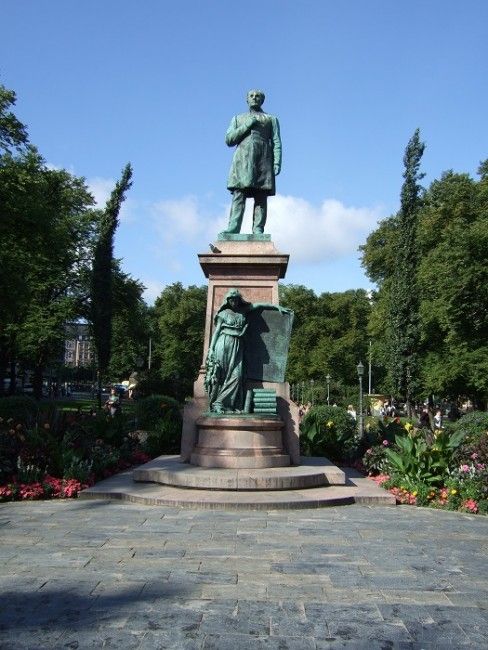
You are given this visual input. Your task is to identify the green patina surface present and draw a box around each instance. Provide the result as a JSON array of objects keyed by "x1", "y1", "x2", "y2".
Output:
[
  {"x1": 245, "y1": 309, "x2": 294, "y2": 382},
  {"x1": 220, "y1": 89, "x2": 281, "y2": 236}
]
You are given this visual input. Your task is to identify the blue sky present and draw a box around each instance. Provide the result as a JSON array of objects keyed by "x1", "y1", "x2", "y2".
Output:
[{"x1": 2, "y1": 1, "x2": 487, "y2": 303}]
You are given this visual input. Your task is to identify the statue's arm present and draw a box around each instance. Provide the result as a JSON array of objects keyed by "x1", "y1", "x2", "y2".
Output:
[
  {"x1": 208, "y1": 318, "x2": 223, "y2": 355},
  {"x1": 249, "y1": 302, "x2": 292, "y2": 315},
  {"x1": 225, "y1": 115, "x2": 255, "y2": 147},
  {"x1": 271, "y1": 116, "x2": 282, "y2": 176}
]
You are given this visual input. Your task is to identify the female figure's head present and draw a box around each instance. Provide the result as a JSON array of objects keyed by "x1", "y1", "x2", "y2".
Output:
[{"x1": 221, "y1": 288, "x2": 244, "y2": 311}]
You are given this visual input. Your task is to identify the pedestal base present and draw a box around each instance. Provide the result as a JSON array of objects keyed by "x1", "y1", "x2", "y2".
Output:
[{"x1": 190, "y1": 416, "x2": 290, "y2": 469}]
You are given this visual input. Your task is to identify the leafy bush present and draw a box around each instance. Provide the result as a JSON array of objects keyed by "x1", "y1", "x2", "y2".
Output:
[
  {"x1": 450, "y1": 411, "x2": 488, "y2": 468},
  {"x1": 363, "y1": 418, "x2": 407, "y2": 448},
  {"x1": 62, "y1": 456, "x2": 93, "y2": 483},
  {"x1": 448, "y1": 411, "x2": 488, "y2": 442},
  {"x1": 384, "y1": 428, "x2": 465, "y2": 486},
  {"x1": 135, "y1": 395, "x2": 182, "y2": 456},
  {"x1": 300, "y1": 405, "x2": 358, "y2": 462},
  {"x1": 135, "y1": 394, "x2": 181, "y2": 428},
  {"x1": 135, "y1": 370, "x2": 167, "y2": 399},
  {"x1": 362, "y1": 443, "x2": 391, "y2": 475},
  {"x1": 0, "y1": 396, "x2": 38, "y2": 425}
]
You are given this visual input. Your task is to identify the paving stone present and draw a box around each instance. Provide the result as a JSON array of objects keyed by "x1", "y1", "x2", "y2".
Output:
[
  {"x1": 202, "y1": 634, "x2": 316, "y2": 649},
  {"x1": 1, "y1": 501, "x2": 487, "y2": 648}
]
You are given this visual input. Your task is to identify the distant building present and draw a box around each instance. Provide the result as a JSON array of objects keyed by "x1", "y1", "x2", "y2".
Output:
[{"x1": 64, "y1": 323, "x2": 94, "y2": 367}]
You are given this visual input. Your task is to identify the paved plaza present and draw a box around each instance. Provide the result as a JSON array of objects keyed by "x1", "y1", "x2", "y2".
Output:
[{"x1": 0, "y1": 500, "x2": 487, "y2": 649}]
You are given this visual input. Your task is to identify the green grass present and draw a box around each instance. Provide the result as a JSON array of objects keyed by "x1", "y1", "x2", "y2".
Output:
[{"x1": 47, "y1": 398, "x2": 137, "y2": 416}]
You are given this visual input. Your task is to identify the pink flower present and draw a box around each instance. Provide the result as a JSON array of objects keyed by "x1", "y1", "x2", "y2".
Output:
[
  {"x1": 382, "y1": 440, "x2": 389, "y2": 446},
  {"x1": 0, "y1": 486, "x2": 14, "y2": 499},
  {"x1": 19, "y1": 482, "x2": 44, "y2": 500},
  {"x1": 471, "y1": 453, "x2": 478, "y2": 460},
  {"x1": 369, "y1": 474, "x2": 390, "y2": 485},
  {"x1": 460, "y1": 464, "x2": 470, "y2": 473},
  {"x1": 463, "y1": 499, "x2": 478, "y2": 513}
]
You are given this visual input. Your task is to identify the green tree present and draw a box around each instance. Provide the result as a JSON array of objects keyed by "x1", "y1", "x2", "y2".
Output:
[
  {"x1": 0, "y1": 83, "x2": 28, "y2": 152},
  {"x1": 0, "y1": 146, "x2": 96, "y2": 397},
  {"x1": 388, "y1": 129, "x2": 425, "y2": 411},
  {"x1": 90, "y1": 163, "x2": 132, "y2": 404},
  {"x1": 108, "y1": 267, "x2": 151, "y2": 380},
  {"x1": 151, "y1": 283, "x2": 206, "y2": 401},
  {"x1": 280, "y1": 284, "x2": 371, "y2": 404},
  {"x1": 416, "y1": 168, "x2": 488, "y2": 405},
  {"x1": 362, "y1": 152, "x2": 488, "y2": 408}
]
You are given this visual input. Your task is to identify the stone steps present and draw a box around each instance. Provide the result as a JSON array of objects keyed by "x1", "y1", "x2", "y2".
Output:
[
  {"x1": 80, "y1": 457, "x2": 396, "y2": 510},
  {"x1": 133, "y1": 455, "x2": 345, "y2": 490}
]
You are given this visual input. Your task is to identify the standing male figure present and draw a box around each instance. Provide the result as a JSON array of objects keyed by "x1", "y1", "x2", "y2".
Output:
[{"x1": 221, "y1": 89, "x2": 282, "y2": 235}]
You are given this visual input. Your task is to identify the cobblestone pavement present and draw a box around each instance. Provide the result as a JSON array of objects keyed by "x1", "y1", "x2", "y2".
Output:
[{"x1": 1, "y1": 500, "x2": 487, "y2": 649}]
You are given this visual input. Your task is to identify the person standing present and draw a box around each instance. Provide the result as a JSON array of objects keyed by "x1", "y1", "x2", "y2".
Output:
[{"x1": 221, "y1": 89, "x2": 282, "y2": 235}]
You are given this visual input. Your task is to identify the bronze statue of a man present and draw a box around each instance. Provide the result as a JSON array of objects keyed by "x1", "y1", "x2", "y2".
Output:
[{"x1": 221, "y1": 89, "x2": 282, "y2": 235}]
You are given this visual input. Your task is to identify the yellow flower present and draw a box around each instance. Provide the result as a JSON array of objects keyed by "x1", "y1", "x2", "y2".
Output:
[
  {"x1": 412, "y1": 491, "x2": 418, "y2": 497},
  {"x1": 326, "y1": 420, "x2": 334, "y2": 428},
  {"x1": 450, "y1": 489, "x2": 457, "y2": 495}
]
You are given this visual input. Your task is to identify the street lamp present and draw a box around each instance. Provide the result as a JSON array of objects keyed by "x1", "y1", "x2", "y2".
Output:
[
  {"x1": 368, "y1": 340, "x2": 372, "y2": 395},
  {"x1": 357, "y1": 361, "x2": 364, "y2": 438},
  {"x1": 326, "y1": 374, "x2": 331, "y2": 406}
]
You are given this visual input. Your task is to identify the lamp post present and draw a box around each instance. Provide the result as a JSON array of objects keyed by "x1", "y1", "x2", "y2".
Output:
[
  {"x1": 326, "y1": 374, "x2": 331, "y2": 406},
  {"x1": 357, "y1": 361, "x2": 364, "y2": 438},
  {"x1": 368, "y1": 340, "x2": 372, "y2": 395}
]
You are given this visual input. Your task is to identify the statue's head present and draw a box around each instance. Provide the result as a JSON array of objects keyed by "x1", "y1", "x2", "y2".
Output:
[
  {"x1": 247, "y1": 89, "x2": 265, "y2": 109},
  {"x1": 224, "y1": 288, "x2": 243, "y2": 309}
]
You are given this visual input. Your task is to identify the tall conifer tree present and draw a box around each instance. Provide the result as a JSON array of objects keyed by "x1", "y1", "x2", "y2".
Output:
[
  {"x1": 91, "y1": 163, "x2": 132, "y2": 404},
  {"x1": 388, "y1": 129, "x2": 425, "y2": 412}
]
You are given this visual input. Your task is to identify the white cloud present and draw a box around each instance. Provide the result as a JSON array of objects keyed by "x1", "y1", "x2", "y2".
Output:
[
  {"x1": 141, "y1": 279, "x2": 166, "y2": 305},
  {"x1": 151, "y1": 195, "x2": 228, "y2": 247},
  {"x1": 268, "y1": 195, "x2": 383, "y2": 263},
  {"x1": 148, "y1": 194, "x2": 383, "y2": 264},
  {"x1": 86, "y1": 176, "x2": 114, "y2": 206},
  {"x1": 86, "y1": 176, "x2": 135, "y2": 223}
]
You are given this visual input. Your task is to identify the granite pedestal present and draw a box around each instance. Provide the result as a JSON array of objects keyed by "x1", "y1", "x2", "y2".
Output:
[{"x1": 181, "y1": 236, "x2": 300, "y2": 466}]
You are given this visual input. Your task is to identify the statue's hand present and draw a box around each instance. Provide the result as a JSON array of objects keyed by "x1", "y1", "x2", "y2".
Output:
[
  {"x1": 274, "y1": 165, "x2": 281, "y2": 176},
  {"x1": 245, "y1": 114, "x2": 259, "y2": 129},
  {"x1": 278, "y1": 306, "x2": 292, "y2": 315}
]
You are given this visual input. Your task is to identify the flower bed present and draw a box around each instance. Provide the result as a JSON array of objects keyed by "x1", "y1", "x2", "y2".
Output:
[
  {"x1": 0, "y1": 450, "x2": 152, "y2": 502},
  {"x1": 0, "y1": 395, "x2": 177, "y2": 503},
  {"x1": 365, "y1": 413, "x2": 488, "y2": 516}
]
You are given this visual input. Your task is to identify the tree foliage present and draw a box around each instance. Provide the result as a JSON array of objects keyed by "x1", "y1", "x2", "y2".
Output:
[
  {"x1": 151, "y1": 283, "x2": 207, "y2": 401},
  {"x1": 108, "y1": 267, "x2": 151, "y2": 380},
  {"x1": 90, "y1": 163, "x2": 132, "y2": 387},
  {"x1": 0, "y1": 84, "x2": 28, "y2": 153},
  {"x1": 0, "y1": 138, "x2": 96, "y2": 397},
  {"x1": 362, "y1": 144, "x2": 488, "y2": 407},
  {"x1": 388, "y1": 129, "x2": 425, "y2": 407},
  {"x1": 1, "y1": 83, "x2": 137, "y2": 400},
  {"x1": 280, "y1": 285, "x2": 372, "y2": 402}
]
